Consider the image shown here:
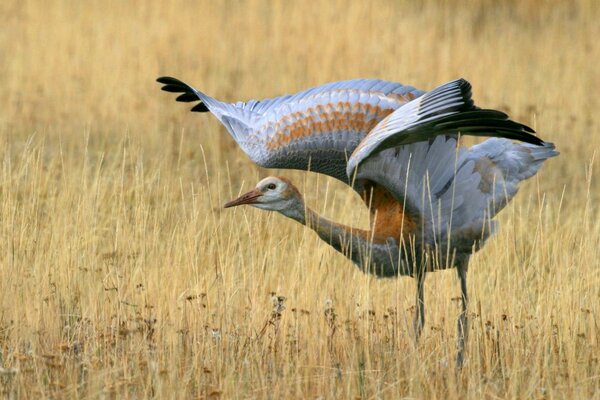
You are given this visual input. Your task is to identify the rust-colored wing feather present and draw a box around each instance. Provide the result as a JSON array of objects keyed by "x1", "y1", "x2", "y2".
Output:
[
  {"x1": 346, "y1": 79, "x2": 543, "y2": 177},
  {"x1": 157, "y1": 77, "x2": 424, "y2": 183}
]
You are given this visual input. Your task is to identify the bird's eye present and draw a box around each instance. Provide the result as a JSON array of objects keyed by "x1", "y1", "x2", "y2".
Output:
[{"x1": 266, "y1": 183, "x2": 277, "y2": 190}]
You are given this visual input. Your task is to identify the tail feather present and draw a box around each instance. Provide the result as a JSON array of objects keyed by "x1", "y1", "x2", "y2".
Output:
[
  {"x1": 458, "y1": 138, "x2": 558, "y2": 226},
  {"x1": 430, "y1": 138, "x2": 557, "y2": 248},
  {"x1": 474, "y1": 139, "x2": 558, "y2": 183}
]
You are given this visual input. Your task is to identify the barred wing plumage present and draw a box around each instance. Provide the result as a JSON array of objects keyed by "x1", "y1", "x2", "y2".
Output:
[
  {"x1": 157, "y1": 77, "x2": 425, "y2": 183},
  {"x1": 346, "y1": 79, "x2": 543, "y2": 178},
  {"x1": 158, "y1": 76, "x2": 555, "y2": 248}
]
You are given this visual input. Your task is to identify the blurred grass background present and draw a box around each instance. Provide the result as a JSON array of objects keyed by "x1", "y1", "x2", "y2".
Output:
[{"x1": 0, "y1": 0, "x2": 599, "y2": 398}]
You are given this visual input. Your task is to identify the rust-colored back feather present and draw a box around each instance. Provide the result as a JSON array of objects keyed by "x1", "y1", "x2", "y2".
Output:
[{"x1": 362, "y1": 183, "x2": 419, "y2": 242}]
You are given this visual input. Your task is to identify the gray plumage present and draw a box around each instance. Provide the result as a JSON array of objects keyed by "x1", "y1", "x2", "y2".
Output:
[
  {"x1": 158, "y1": 76, "x2": 557, "y2": 368},
  {"x1": 159, "y1": 77, "x2": 426, "y2": 183},
  {"x1": 158, "y1": 77, "x2": 543, "y2": 185},
  {"x1": 356, "y1": 136, "x2": 558, "y2": 269}
]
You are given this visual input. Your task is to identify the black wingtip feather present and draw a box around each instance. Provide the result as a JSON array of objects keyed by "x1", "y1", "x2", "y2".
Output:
[
  {"x1": 176, "y1": 93, "x2": 200, "y2": 102},
  {"x1": 191, "y1": 103, "x2": 209, "y2": 112},
  {"x1": 421, "y1": 78, "x2": 475, "y2": 116},
  {"x1": 161, "y1": 84, "x2": 188, "y2": 93},
  {"x1": 157, "y1": 76, "x2": 186, "y2": 85},
  {"x1": 457, "y1": 78, "x2": 474, "y2": 110},
  {"x1": 157, "y1": 76, "x2": 210, "y2": 113},
  {"x1": 432, "y1": 109, "x2": 540, "y2": 142},
  {"x1": 416, "y1": 107, "x2": 544, "y2": 146}
]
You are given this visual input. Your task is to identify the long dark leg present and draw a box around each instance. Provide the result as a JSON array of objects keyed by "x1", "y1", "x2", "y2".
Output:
[
  {"x1": 414, "y1": 271, "x2": 426, "y2": 342},
  {"x1": 456, "y1": 258, "x2": 469, "y2": 368}
]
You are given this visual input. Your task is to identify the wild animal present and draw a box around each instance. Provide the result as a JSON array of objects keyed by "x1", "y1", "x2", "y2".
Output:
[{"x1": 157, "y1": 76, "x2": 557, "y2": 367}]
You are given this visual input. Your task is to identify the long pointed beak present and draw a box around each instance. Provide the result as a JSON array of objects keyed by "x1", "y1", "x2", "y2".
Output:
[{"x1": 223, "y1": 189, "x2": 263, "y2": 208}]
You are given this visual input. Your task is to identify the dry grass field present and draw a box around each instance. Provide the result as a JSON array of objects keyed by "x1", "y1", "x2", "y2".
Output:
[{"x1": 1, "y1": 0, "x2": 599, "y2": 398}]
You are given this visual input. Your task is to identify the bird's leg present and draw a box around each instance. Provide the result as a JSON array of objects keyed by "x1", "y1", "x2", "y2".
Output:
[
  {"x1": 413, "y1": 270, "x2": 426, "y2": 342},
  {"x1": 456, "y1": 260, "x2": 469, "y2": 369}
]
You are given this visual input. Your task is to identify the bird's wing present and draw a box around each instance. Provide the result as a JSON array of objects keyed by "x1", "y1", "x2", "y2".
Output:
[
  {"x1": 354, "y1": 136, "x2": 557, "y2": 250},
  {"x1": 157, "y1": 76, "x2": 295, "y2": 117},
  {"x1": 346, "y1": 79, "x2": 544, "y2": 178},
  {"x1": 157, "y1": 77, "x2": 424, "y2": 183},
  {"x1": 355, "y1": 136, "x2": 468, "y2": 231}
]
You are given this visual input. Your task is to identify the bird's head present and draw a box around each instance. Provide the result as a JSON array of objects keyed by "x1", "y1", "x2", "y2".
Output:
[{"x1": 224, "y1": 176, "x2": 304, "y2": 220}]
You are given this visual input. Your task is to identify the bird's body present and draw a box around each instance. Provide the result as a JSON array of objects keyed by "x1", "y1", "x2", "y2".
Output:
[{"x1": 158, "y1": 76, "x2": 557, "y2": 367}]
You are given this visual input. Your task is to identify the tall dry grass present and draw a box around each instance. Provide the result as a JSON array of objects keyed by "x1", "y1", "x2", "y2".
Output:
[{"x1": 0, "y1": 0, "x2": 599, "y2": 398}]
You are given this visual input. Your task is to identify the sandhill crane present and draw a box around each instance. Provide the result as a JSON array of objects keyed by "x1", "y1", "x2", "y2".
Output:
[{"x1": 157, "y1": 77, "x2": 557, "y2": 367}]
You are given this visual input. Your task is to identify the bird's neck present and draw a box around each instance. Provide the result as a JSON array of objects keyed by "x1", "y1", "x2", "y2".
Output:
[
  {"x1": 279, "y1": 201, "x2": 349, "y2": 240},
  {"x1": 304, "y1": 207, "x2": 358, "y2": 251},
  {"x1": 281, "y1": 203, "x2": 403, "y2": 276}
]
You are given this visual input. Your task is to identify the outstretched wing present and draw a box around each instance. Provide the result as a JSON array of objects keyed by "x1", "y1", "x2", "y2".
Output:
[
  {"x1": 354, "y1": 136, "x2": 557, "y2": 251},
  {"x1": 346, "y1": 79, "x2": 543, "y2": 178},
  {"x1": 355, "y1": 137, "x2": 468, "y2": 228},
  {"x1": 158, "y1": 77, "x2": 424, "y2": 183},
  {"x1": 157, "y1": 76, "x2": 298, "y2": 116}
]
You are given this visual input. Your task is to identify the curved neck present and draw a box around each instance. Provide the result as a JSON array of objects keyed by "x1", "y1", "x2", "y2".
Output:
[
  {"x1": 281, "y1": 203, "x2": 405, "y2": 277},
  {"x1": 305, "y1": 207, "x2": 369, "y2": 253}
]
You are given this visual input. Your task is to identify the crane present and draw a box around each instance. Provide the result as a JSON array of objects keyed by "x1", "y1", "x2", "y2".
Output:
[{"x1": 157, "y1": 76, "x2": 558, "y2": 367}]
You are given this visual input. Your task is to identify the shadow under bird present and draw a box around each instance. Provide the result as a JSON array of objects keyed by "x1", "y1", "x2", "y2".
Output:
[{"x1": 157, "y1": 76, "x2": 558, "y2": 367}]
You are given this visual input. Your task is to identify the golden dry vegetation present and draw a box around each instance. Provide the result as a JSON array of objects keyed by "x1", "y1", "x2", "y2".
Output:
[{"x1": 1, "y1": 0, "x2": 599, "y2": 398}]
